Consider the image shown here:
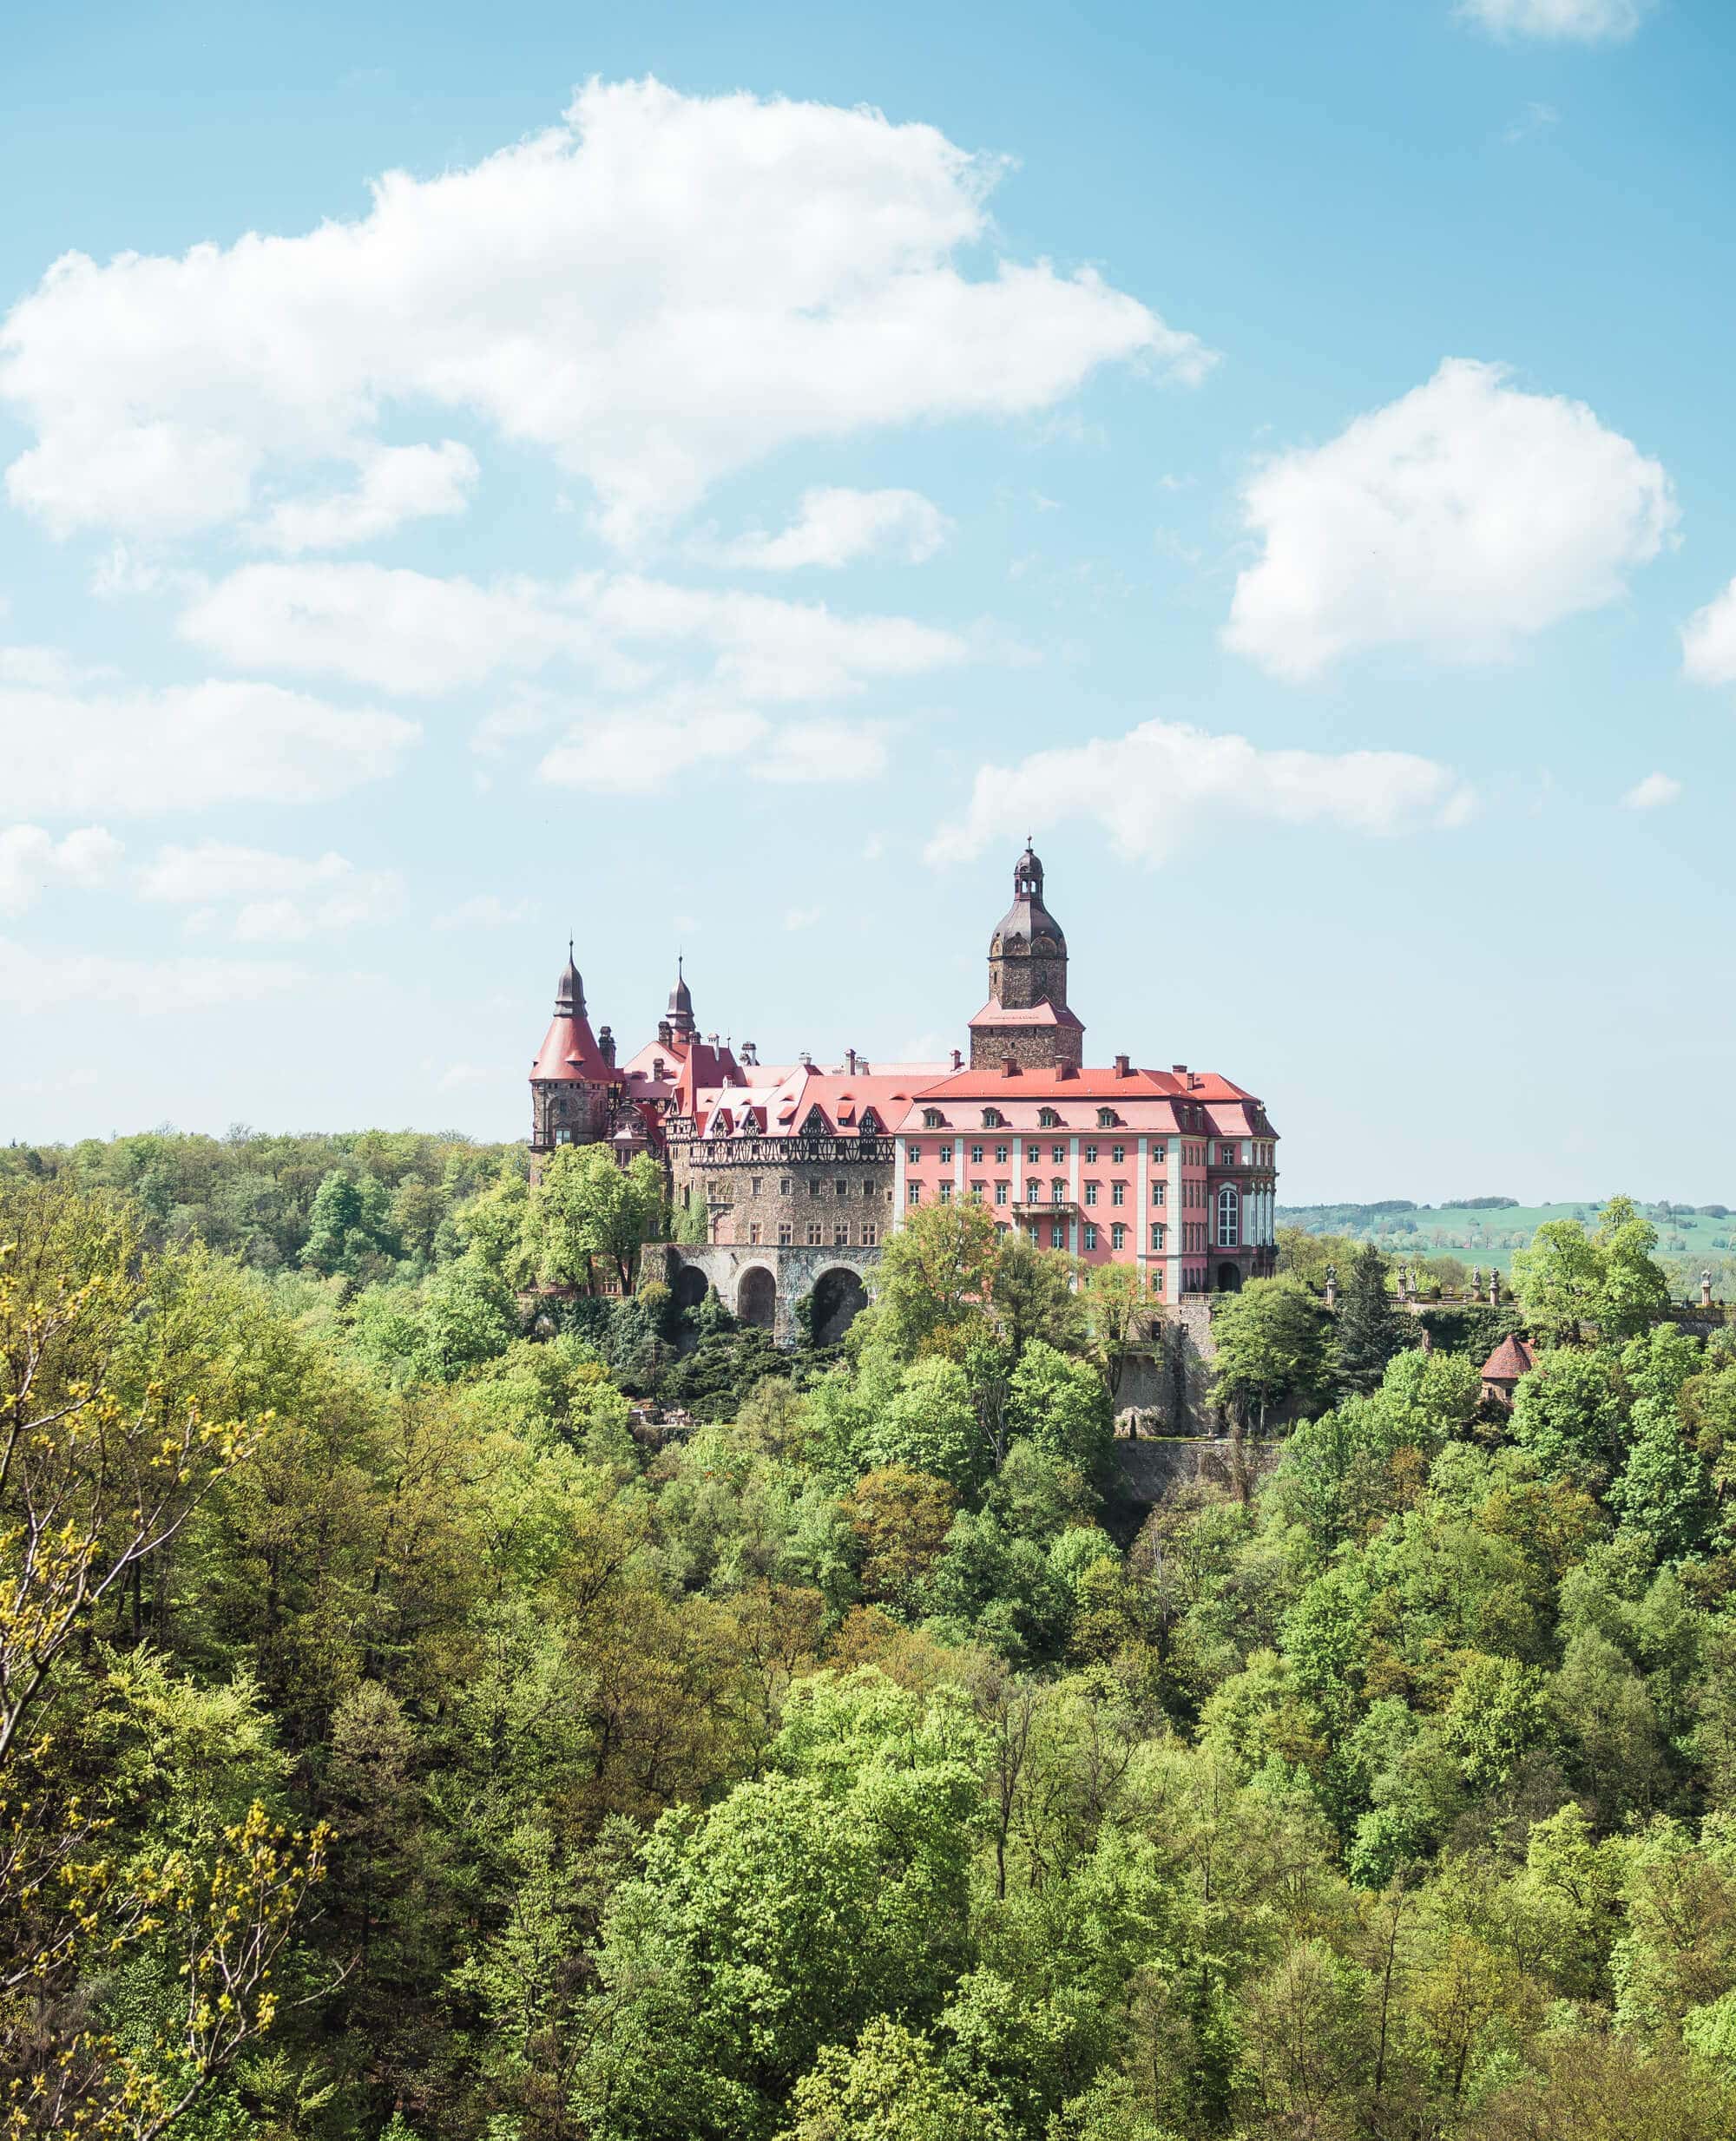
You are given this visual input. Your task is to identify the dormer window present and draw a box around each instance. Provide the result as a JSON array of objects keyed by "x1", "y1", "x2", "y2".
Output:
[
  {"x1": 981, "y1": 1107, "x2": 1005, "y2": 1129},
  {"x1": 1097, "y1": 1107, "x2": 1119, "y2": 1129},
  {"x1": 923, "y1": 1108, "x2": 945, "y2": 1129},
  {"x1": 858, "y1": 1107, "x2": 881, "y2": 1135},
  {"x1": 1037, "y1": 1107, "x2": 1061, "y2": 1129},
  {"x1": 802, "y1": 1106, "x2": 830, "y2": 1134}
]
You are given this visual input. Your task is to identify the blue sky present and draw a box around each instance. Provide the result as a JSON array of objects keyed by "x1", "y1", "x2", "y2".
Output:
[{"x1": 3, "y1": 0, "x2": 1733, "y2": 1204}]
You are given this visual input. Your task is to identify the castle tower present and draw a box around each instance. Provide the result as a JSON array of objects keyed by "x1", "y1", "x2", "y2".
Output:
[
  {"x1": 529, "y1": 941, "x2": 615, "y2": 1170},
  {"x1": 667, "y1": 957, "x2": 697, "y2": 1041},
  {"x1": 968, "y1": 844, "x2": 1085, "y2": 1070}
]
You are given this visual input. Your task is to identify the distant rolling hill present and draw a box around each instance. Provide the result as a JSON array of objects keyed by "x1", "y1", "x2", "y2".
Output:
[{"x1": 1278, "y1": 1198, "x2": 1736, "y2": 1295}]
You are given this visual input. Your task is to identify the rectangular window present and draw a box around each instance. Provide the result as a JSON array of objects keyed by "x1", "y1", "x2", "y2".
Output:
[
  {"x1": 807, "y1": 1223, "x2": 822, "y2": 1245},
  {"x1": 779, "y1": 1222, "x2": 793, "y2": 1245},
  {"x1": 835, "y1": 1179, "x2": 847, "y2": 1197},
  {"x1": 907, "y1": 1143, "x2": 922, "y2": 1162},
  {"x1": 908, "y1": 1182, "x2": 922, "y2": 1206},
  {"x1": 1220, "y1": 1143, "x2": 1237, "y2": 1167},
  {"x1": 938, "y1": 1180, "x2": 953, "y2": 1204},
  {"x1": 1051, "y1": 1179, "x2": 1066, "y2": 1204},
  {"x1": 937, "y1": 1142, "x2": 953, "y2": 1165},
  {"x1": 1150, "y1": 1179, "x2": 1166, "y2": 1206},
  {"x1": 809, "y1": 1179, "x2": 820, "y2": 1197},
  {"x1": 862, "y1": 1224, "x2": 878, "y2": 1246},
  {"x1": 1112, "y1": 1224, "x2": 1126, "y2": 1251},
  {"x1": 1153, "y1": 1266, "x2": 1165, "y2": 1296},
  {"x1": 1150, "y1": 1222, "x2": 1166, "y2": 1251},
  {"x1": 1111, "y1": 1143, "x2": 1125, "y2": 1165},
  {"x1": 1085, "y1": 1143, "x2": 1098, "y2": 1164},
  {"x1": 751, "y1": 1178, "x2": 762, "y2": 1197},
  {"x1": 1084, "y1": 1181, "x2": 1099, "y2": 1207},
  {"x1": 834, "y1": 1224, "x2": 849, "y2": 1245},
  {"x1": 1051, "y1": 1222, "x2": 1066, "y2": 1250},
  {"x1": 995, "y1": 1180, "x2": 1009, "y2": 1205},
  {"x1": 1082, "y1": 1222, "x2": 1098, "y2": 1251},
  {"x1": 1052, "y1": 1144, "x2": 1066, "y2": 1164},
  {"x1": 970, "y1": 1143, "x2": 983, "y2": 1164},
  {"x1": 995, "y1": 1143, "x2": 1009, "y2": 1164},
  {"x1": 1111, "y1": 1181, "x2": 1126, "y2": 1207},
  {"x1": 780, "y1": 1179, "x2": 791, "y2": 1197},
  {"x1": 970, "y1": 1181, "x2": 985, "y2": 1202},
  {"x1": 1027, "y1": 1143, "x2": 1041, "y2": 1166},
  {"x1": 749, "y1": 1222, "x2": 762, "y2": 1245},
  {"x1": 1027, "y1": 1180, "x2": 1041, "y2": 1203}
]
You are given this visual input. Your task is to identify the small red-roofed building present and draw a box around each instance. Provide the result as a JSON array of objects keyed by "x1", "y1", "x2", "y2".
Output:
[{"x1": 1480, "y1": 1332, "x2": 1535, "y2": 1409}]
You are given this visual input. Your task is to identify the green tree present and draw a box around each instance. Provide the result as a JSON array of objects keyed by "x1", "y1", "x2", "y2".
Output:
[
  {"x1": 529, "y1": 1146, "x2": 666, "y2": 1294},
  {"x1": 1512, "y1": 1194, "x2": 1670, "y2": 1346},
  {"x1": 1005, "y1": 1339, "x2": 1112, "y2": 1474},
  {"x1": 1211, "y1": 1277, "x2": 1336, "y2": 1431},
  {"x1": 1335, "y1": 1241, "x2": 1409, "y2": 1396},
  {"x1": 299, "y1": 1168, "x2": 400, "y2": 1278},
  {"x1": 871, "y1": 1200, "x2": 1003, "y2": 1360}
]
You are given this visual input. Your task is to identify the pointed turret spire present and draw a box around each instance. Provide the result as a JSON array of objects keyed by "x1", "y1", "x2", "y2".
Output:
[
  {"x1": 667, "y1": 953, "x2": 696, "y2": 1039},
  {"x1": 555, "y1": 939, "x2": 585, "y2": 1019}
]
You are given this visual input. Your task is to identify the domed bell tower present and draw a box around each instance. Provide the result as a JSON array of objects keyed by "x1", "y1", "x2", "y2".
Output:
[{"x1": 970, "y1": 844, "x2": 1086, "y2": 1070}]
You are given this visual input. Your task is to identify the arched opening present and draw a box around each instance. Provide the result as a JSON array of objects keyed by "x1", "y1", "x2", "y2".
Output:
[
  {"x1": 672, "y1": 1265, "x2": 710, "y2": 1313},
  {"x1": 737, "y1": 1265, "x2": 777, "y2": 1330},
  {"x1": 1216, "y1": 1261, "x2": 1243, "y2": 1294},
  {"x1": 810, "y1": 1266, "x2": 868, "y2": 1346}
]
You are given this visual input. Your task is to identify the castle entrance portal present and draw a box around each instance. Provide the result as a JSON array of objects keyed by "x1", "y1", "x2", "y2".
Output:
[
  {"x1": 737, "y1": 1265, "x2": 777, "y2": 1329},
  {"x1": 811, "y1": 1266, "x2": 868, "y2": 1345}
]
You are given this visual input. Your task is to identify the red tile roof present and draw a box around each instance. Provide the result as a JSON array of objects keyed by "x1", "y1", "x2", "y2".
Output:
[
  {"x1": 530, "y1": 1013, "x2": 614, "y2": 1083},
  {"x1": 1481, "y1": 1334, "x2": 1535, "y2": 1384},
  {"x1": 967, "y1": 999, "x2": 1087, "y2": 1030}
]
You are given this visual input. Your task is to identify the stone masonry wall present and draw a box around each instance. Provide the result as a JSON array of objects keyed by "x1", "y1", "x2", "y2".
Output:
[{"x1": 670, "y1": 1134, "x2": 897, "y2": 1254}]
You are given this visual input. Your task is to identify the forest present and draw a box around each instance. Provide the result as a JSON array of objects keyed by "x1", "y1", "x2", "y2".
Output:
[{"x1": 6, "y1": 1130, "x2": 1736, "y2": 2141}]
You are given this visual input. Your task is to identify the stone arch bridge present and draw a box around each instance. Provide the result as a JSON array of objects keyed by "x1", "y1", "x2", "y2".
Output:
[{"x1": 653, "y1": 1243, "x2": 876, "y2": 1346}]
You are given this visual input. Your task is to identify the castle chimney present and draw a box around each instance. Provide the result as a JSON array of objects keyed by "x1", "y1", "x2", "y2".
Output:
[
  {"x1": 597, "y1": 1024, "x2": 616, "y2": 1067},
  {"x1": 845, "y1": 1048, "x2": 858, "y2": 1074},
  {"x1": 950, "y1": 1048, "x2": 963, "y2": 1070},
  {"x1": 1003, "y1": 1054, "x2": 1020, "y2": 1076},
  {"x1": 1114, "y1": 1054, "x2": 1130, "y2": 1078}
]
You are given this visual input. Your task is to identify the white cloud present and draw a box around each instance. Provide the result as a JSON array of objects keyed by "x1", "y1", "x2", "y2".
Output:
[
  {"x1": 927, "y1": 716, "x2": 1470, "y2": 866},
  {"x1": 1458, "y1": 0, "x2": 1654, "y2": 43},
  {"x1": 138, "y1": 841, "x2": 402, "y2": 939},
  {"x1": 1, "y1": 78, "x2": 1204, "y2": 548},
  {"x1": 0, "y1": 937, "x2": 302, "y2": 1015},
  {"x1": 253, "y1": 441, "x2": 479, "y2": 554},
  {"x1": 535, "y1": 689, "x2": 891, "y2": 796},
  {"x1": 1226, "y1": 359, "x2": 1674, "y2": 680},
  {"x1": 181, "y1": 560, "x2": 966, "y2": 702},
  {"x1": 0, "y1": 824, "x2": 122, "y2": 914},
  {"x1": 437, "y1": 1062, "x2": 497, "y2": 1091},
  {"x1": 537, "y1": 700, "x2": 772, "y2": 797},
  {"x1": 757, "y1": 717, "x2": 890, "y2": 784},
  {"x1": 711, "y1": 487, "x2": 951, "y2": 569},
  {"x1": 433, "y1": 894, "x2": 534, "y2": 929},
  {"x1": 1622, "y1": 771, "x2": 1681, "y2": 810},
  {"x1": 0, "y1": 643, "x2": 108, "y2": 687},
  {"x1": 3, "y1": 678, "x2": 418, "y2": 814},
  {"x1": 784, "y1": 905, "x2": 824, "y2": 931},
  {"x1": 1682, "y1": 580, "x2": 1736, "y2": 686}
]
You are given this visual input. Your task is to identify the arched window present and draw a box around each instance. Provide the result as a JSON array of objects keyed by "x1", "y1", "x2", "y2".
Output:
[
  {"x1": 923, "y1": 1107, "x2": 945, "y2": 1129},
  {"x1": 1037, "y1": 1107, "x2": 1061, "y2": 1128},
  {"x1": 1216, "y1": 1184, "x2": 1240, "y2": 1249},
  {"x1": 981, "y1": 1107, "x2": 1005, "y2": 1128},
  {"x1": 1096, "y1": 1107, "x2": 1118, "y2": 1128}
]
